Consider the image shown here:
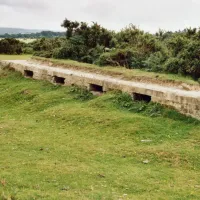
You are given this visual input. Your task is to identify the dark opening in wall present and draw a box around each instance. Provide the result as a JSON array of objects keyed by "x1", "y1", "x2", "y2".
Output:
[
  {"x1": 133, "y1": 93, "x2": 151, "y2": 103},
  {"x1": 24, "y1": 70, "x2": 33, "y2": 78},
  {"x1": 89, "y1": 84, "x2": 103, "y2": 93},
  {"x1": 53, "y1": 76, "x2": 65, "y2": 85}
]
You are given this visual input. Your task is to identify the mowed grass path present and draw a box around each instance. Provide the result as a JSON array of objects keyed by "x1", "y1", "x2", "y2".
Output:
[
  {"x1": 0, "y1": 54, "x2": 32, "y2": 60},
  {"x1": 0, "y1": 69, "x2": 200, "y2": 199}
]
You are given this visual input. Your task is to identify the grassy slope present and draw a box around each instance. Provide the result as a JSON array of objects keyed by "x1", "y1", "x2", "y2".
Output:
[
  {"x1": 0, "y1": 69, "x2": 200, "y2": 200},
  {"x1": 33, "y1": 57, "x2": 199, "y2": 86},
  {"x1": 0, "y1": 55, "x2": 32, "y2": 60}
]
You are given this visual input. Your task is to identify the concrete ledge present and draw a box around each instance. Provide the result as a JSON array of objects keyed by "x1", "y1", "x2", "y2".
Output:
[{"x1": 1, "y1": 60, "x2": 200, "y2": 120}]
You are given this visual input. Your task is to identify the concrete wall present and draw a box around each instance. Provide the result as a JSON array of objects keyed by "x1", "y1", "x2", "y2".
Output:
[{"x1": 1, "y1": 60, "x2": 200, "y2": 120}]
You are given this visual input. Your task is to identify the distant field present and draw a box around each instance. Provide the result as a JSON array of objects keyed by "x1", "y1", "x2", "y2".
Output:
[
  {"x1": 0, "y1": 54, "x2": 32, "y2": 60},
  {"x1": 17, "y1": 38, "x2": 36, "y2": 43},
  {"x1": 0, "y1": 68, "x2": 200, "y2": 199},
  {"x1": 0, "y1": 38, "x2": 36, "y2": 43}
]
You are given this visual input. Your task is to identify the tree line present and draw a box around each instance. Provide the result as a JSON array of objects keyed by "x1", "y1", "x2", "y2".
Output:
[
  {"x1": 1, "y1": 19, "x2": 200, "y2": 80},
  {"x1": 0, "y1": 31, "x2": 65, "y2": 39}
]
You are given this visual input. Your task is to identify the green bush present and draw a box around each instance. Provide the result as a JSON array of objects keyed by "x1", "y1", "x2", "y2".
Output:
[
  {"x1": 34, "y1": 51, "x2": 52, "y2": 58},
  {"x1": 96, "y1": 52, "x2": 113, "y2": 66},
  {"x1": 33, "y1": 37, "x2": 64, "y2": 58},
  {"x1": 178, "y1": 41, "x2": 200, "y2": 79},
  {"x1": 52, "y1": 47, "x2": 70, "y2": 59},
  {"x1": 143, "y1": 52, "x2": 165, "y2": 72},
  {"x1": 86, "y1": 45, "x2": 104, "y2": 63},
  {"x1": 23, "y1": 47, "x2": 33, "y2": 54},
  {"x1": 164, "y1": 57, "x2": 184, "y2": 74},
  {"x1": 0, "y1": 38, "x2": 23, "y2": 54},
  {"x1": 31, "y1": 18, "x2": 200, "y2": 80},
  {"x1": 97, "y1": 49, "x2": 135, "y2": 68}
]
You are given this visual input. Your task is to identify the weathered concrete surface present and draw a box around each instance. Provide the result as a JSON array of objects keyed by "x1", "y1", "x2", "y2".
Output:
[{"x1": 1, "y1": 60, "x2": 200, "y2": 119}]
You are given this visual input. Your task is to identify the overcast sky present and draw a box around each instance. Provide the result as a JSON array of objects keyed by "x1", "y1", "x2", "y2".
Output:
[{"x1": 0, "y1": 0, "x2": 200, "y2": 32}]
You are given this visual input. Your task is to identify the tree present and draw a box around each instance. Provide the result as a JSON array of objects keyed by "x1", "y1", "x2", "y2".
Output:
[{"x1": 0, "y1": 38, "x2": 23, "y2": 54}]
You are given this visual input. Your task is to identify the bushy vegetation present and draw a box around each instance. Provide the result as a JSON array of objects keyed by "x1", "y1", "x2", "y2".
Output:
[
  {"x1": 2, "y1": 19, "x2": 200, "y2": 80},
  {"x1": 32, "y1": 37, "x2": 65, "y2": 58},
  {"x1": 0, "y1": 38, "x2": 23, "y2": 54},
  {"x1": 29, "y1": 19, "x2": 200, "y2": 80}
]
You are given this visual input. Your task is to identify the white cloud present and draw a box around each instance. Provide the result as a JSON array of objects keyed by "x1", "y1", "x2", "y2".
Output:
[
  {"x1": 0, "y1": 0, "x2": 48, "y2": 10},
  {"x1": 0, "y1": 0, "x2": 200, "y2": 32}
]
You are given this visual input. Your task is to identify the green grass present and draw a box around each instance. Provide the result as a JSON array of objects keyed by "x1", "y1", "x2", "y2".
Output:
[
  {"x1": 0, "y1": 54, "x2": 32, "y2": 60},
  {"x1": 0, "y1": 69, "x2": 200, "y2": 200},
  {"x1": 33, "y1": 57, "x2": 199, "y2": 86}
]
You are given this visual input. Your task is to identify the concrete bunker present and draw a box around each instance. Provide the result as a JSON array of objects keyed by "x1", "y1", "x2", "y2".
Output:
[
  {"x1": 1, "y1": 60, "x2": 200, "y2": 120},
  {"x1": 53, "y1": 76, "x2": 65, "y2": 85},
  {"x1": 89, "y1": 83, "x2": 103, "y2": 93},
  {"x1": 24, "y1": 70, "x2": 33, "y2": 78},
  {"x1": 133, "y1": 92, "x2": 151, "y2": 103}
]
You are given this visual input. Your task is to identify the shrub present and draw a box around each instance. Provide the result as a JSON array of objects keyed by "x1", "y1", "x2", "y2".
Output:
[
  {"x1": 52, "y1": 39, "x2": 88, "y2": 61},
  {"x1": 178, "y1": 41, "x2": 200, "y2": 79},
  {"x1": 23, "y1": 47, "x2": 33, "y2": 54},
  {"x1": 34, "y1": 51, "x2": 52, "y2": 58},
  {"x1": 0, "y1": 38, "x2": 23, "y2": 54},
  {"x1": 31, "y1": 18, "x2": 200, "y2": 80},
  {"x1": 166, "y1": 35, "x2": 189, "y2": 56},
  {"x1": 96, "y1": 52, "x2": 113, "y2": 66},
  {"x1": 80, "y1": 55, "x2": 93, "y2": 63},
  {"x1": 33, "y1": 37, "x2": 65, "y2": 58},
  {"x1": 164, "y1": 57, "x2": 184, "y2": 74},
  {"x1": 85, "y1": 45, "x2": 104, "y2": 64},
  {"x1": 144, "y1": 52, "x2": 167, "y2": 72},
  {"x1": 97, "y1": 49, "x2": 135, "y2": 68}
]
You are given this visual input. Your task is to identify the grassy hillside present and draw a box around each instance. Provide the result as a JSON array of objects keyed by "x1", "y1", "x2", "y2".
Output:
[{"x1": 0, "y1": 68, "x2": 200, "y2": 199}]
